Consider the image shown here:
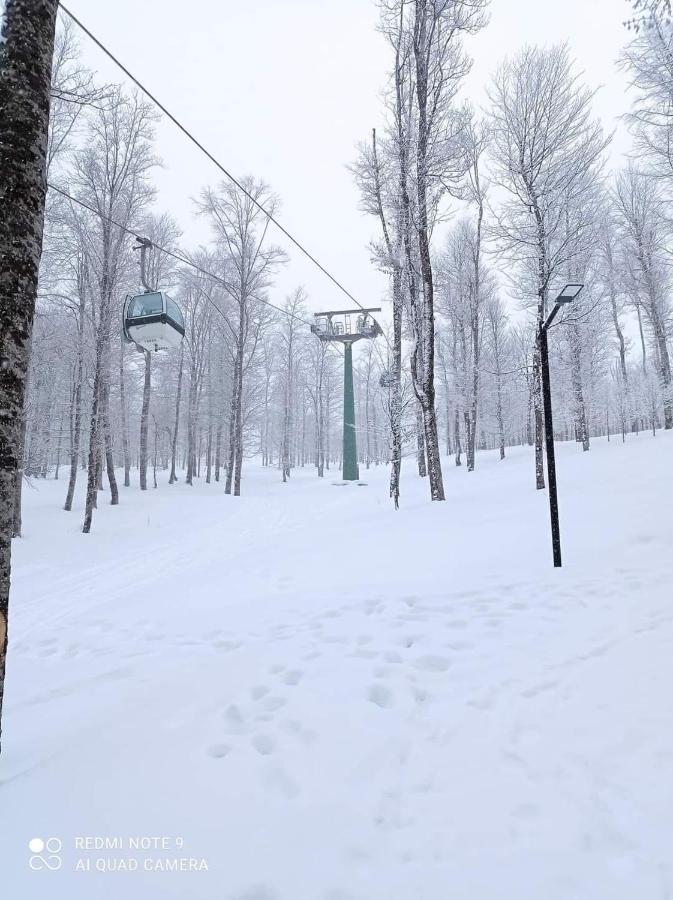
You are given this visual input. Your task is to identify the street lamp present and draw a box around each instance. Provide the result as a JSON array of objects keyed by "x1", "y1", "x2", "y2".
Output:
[{"x1": 539, "y1": 282, "x2": 584, "y2": 568}]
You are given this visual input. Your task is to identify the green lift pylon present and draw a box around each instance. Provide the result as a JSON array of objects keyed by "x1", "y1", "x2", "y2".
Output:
[{"x1": 311, "y1": 308, "x2": 382, "y2": 482}]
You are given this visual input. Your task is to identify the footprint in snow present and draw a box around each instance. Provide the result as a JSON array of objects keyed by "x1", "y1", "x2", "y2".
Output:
[
  {"x1": 397, "y1": 635, "x2": 417, "y2": 648},
  {"x1": 262, "y1": 696, "x2": 287, "y2": 712},
  {"x1": 280, "y1": 719, "x2": 317, "y2": 745},
  {"x1": 368, "y1": 683, "x2": 393, "y2": 709},
  {"x1": 251, "y1": 685, "x2": 270, "y2": 701},
  {"x1": 351, "y1": 648, "x2": 378, "y2": 660},
  {"x1": 252, "y1": 734, "x2": 276, "y2": 756},
  {"x1": 281, "y1": 669, "x2": 302, "y2": 686},
  {"x1": 411, "y1": 684, "x2": 428, "y2": 704},
  {"x1": 223, "y1": 704, "x2": 246, "y2": 732},
  {"x1": 444, "y1": 640, "x2": 473, "y2": 651},
  {"x1": 212, "y1": 639, "x2": 240, "y2": 653},
  {"x1": 208, "y1": 743, "x2": 231, "y2": 759},
  {"x1": 413, "y1": 654, "x2": 450, "y2": 673}
]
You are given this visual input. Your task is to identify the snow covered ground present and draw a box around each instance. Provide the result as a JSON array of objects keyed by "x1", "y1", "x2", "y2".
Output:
[{"x1": 1, "y1": 432, "x2": 672, "y2": 900}]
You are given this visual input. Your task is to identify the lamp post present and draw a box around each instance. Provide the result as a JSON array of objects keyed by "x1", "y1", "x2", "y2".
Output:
[{"x1": 539, "y1": 282, "x2": 584, "y2": 568}]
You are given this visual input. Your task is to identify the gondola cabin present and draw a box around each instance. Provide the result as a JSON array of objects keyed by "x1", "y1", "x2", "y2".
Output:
[{"x1": 123, "y1": 291, "x2": 185, "y2": 352}]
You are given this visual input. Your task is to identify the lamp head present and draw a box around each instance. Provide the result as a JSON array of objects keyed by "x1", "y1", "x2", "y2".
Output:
[{"x1": 555, "y1": 282, "x2": 584, "y2": 304}]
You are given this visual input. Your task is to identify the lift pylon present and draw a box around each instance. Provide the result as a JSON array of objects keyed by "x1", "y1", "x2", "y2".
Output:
[{"x1": 311, "y1": 308, "x2": 382, "y2": 482}]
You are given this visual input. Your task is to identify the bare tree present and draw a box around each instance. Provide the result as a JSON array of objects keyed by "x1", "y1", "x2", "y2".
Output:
[
  {"x1": 614, "y1": 166, "x2": 673, "y2": 428},
  {"x1": 351, "y1": 127, "x2": 405, "y2": 506},
  {"x1": 133, "y1": 213, "x2": 181, "y2": 491},
  {"x1": 409, "y1": 0, "x2": 487, "y2": 497},
  {"x1": 488, "y1": 43, "x2": 609, "y2": 487},
  {"x1": 74, "y1": 89, "x2": 157, "y2": 532},
  {"x1": 197, "y1": 178, "x2": 286, "y2": 496},
  {"x1": 279, "y1": 290, "x2": 307, "y2": 483},
  {"x1": 484, "y1": 297, "x2": 510, "y2": 460}
]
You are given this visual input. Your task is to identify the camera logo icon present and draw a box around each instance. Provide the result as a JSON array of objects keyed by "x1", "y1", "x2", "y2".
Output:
[{"x1": 28, "y1": 837, "x2": 62, "y2": 871}]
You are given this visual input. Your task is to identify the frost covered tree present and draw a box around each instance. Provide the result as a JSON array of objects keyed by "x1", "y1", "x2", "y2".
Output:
[
  {"x1": 351, "y1": 128, "x2": 405, "y2": 506},
  {"x1": 279, "y1": 289, "x2": 307, "y2": 483},
  {"x1": 614, "y1": 166, "x2": 673, "y2": 429},
  {"x1": 197, "y1": 179, "x2": 286, "y2": 496},
  {"x1": 621, "y1": 17, "x2": 673, "y2": 182},
  {"x1": 132, "y1": 214, "x2": 181, "y2": 491},
  {"x1": 74, "y1": 89, "x2": 158, "y2": 532},
  {"x1": 488, "y1": 43, "x2": 609, "y2": 488},
  {"x1": 355, "y1": 0, "x2": 487, "y2": 502}
]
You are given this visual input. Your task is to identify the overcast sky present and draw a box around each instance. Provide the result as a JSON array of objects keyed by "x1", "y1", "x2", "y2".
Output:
[{"x1": 62, "y1": 0, "x2": 636, "y2": 318}]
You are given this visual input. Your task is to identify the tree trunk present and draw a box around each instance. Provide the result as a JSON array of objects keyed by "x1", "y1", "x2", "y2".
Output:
[
  {"x1": 495, "y1": 375, "x2": 505, "y2": 460},
  {"x1": 412, "y1": 0, "x2": 445, "y2": 502},
  {"x1": 532, "y1": 345, "x2": 545, "y2": 490},
  {"x1": 454, "y1": 407, "x2": 462, "y2": 466},
  {"x1": 570, "y1": 324, "x2": 590, "y2": 451},
  {"x1": 214, "y1": 421, "x2": 223, "y2": 481},
  {"x1": 139, "y1": 349, "x2": 151, "y2": 490},
  {"x1": 205, "y1": 423, "x2": 212, "y2": 484},
  {"x1": 0, "y1": 0, "x2": 58, "y2": 753},
  {"x1": 169, "y1": 346, "x2": 183, "y2": 484},
  {"x1": 152, "y1": 419, "x2": 158, "y2": 489},
  {"x1": 416, "y1": 403, "x2": 427, "y2": 477},
  {"x1": 101, "y1": 374, "x2": 118, "y2": 504},
  {"x1": 186, "y1": 365, "x2": 198, "y2": 486},
  {"x1": 224, "y1": 362, "x2": 238, "y2": 495},
  {"x1": 64, "y1": 352, "x2": 83, "y2": 511},
  {"x1": 119, "y1": 338, "x2": 131, "y2": 487}
]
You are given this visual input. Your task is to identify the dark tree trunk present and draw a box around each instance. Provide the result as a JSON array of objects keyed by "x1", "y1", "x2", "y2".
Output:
[
  {"x1": 224, "y1": 363, "x2": 238, "y2": 495},
  {"x1": 569, "y1": 324, "x2": 590, "y2": 451},
  {"x1": 101, "y1": 381, "x2": 118, "y2": 505},
  {"x1": 64, "y1": 340, "x2": 83, "y2": 511},
  {"x1": 416, "y1": 403, "x2": 427, "y2": 477},
  {"x1": 119, "y1": 338, "x2": 131, "y2": 487},
  {"x1": 454, "y1": 407, "x2": 462, "y2": 466},
  {"x1": 205, "y1": 424, "x2": 212, "y2": 484},
  {"x1": 412, "y1": 0, "x2": 445, "y2": 501},
  {"x1": 214, "y1": 421, "x2": 222, "y2": 482},
  {"x1": 169, "y1": 345, "x2": 183, "y2": 484},
  {"x1": 139, "y1": 349, "x2": 151, "y2": 490},
  {"x1": 0, "y1": 0, "x2": 59, "y2": 753},
  {"x1": 12, "y1": 410, "x2": 28, "y2": 537},
  {"x1": 186, "y1": 366, "x2": 198, "y2": 486}
]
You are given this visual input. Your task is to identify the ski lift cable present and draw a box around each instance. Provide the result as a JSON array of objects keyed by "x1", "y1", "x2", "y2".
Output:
[
  {"x1": 46, "y1": 182, "x2": 344, "y2": 355},
  {"x1": 58, "y1": 4, "x2": 384, "y2": 348}
]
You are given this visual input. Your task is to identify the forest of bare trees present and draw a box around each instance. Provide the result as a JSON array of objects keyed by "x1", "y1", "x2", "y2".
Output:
[{"x1": 6, "y1": 0, "x2": 673, "y2": 545}]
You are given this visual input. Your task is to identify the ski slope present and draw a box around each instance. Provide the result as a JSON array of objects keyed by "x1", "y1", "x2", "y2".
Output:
[{"x1": 2, "y1": 433, "x2": 672, "y2": 900}]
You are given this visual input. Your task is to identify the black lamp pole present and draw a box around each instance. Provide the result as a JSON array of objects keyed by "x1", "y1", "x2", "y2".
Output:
[
  {"x1": 539, "y1": 283, "x2": 584, "y2": 568},
  {"x1": 539, "y1": 316, "x2": 562, "y2": 567}
]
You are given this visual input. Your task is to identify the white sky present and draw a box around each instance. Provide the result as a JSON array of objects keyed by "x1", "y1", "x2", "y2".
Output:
[{"x1": 63, "y1": 0, "x2": 636, "y2": 318}]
